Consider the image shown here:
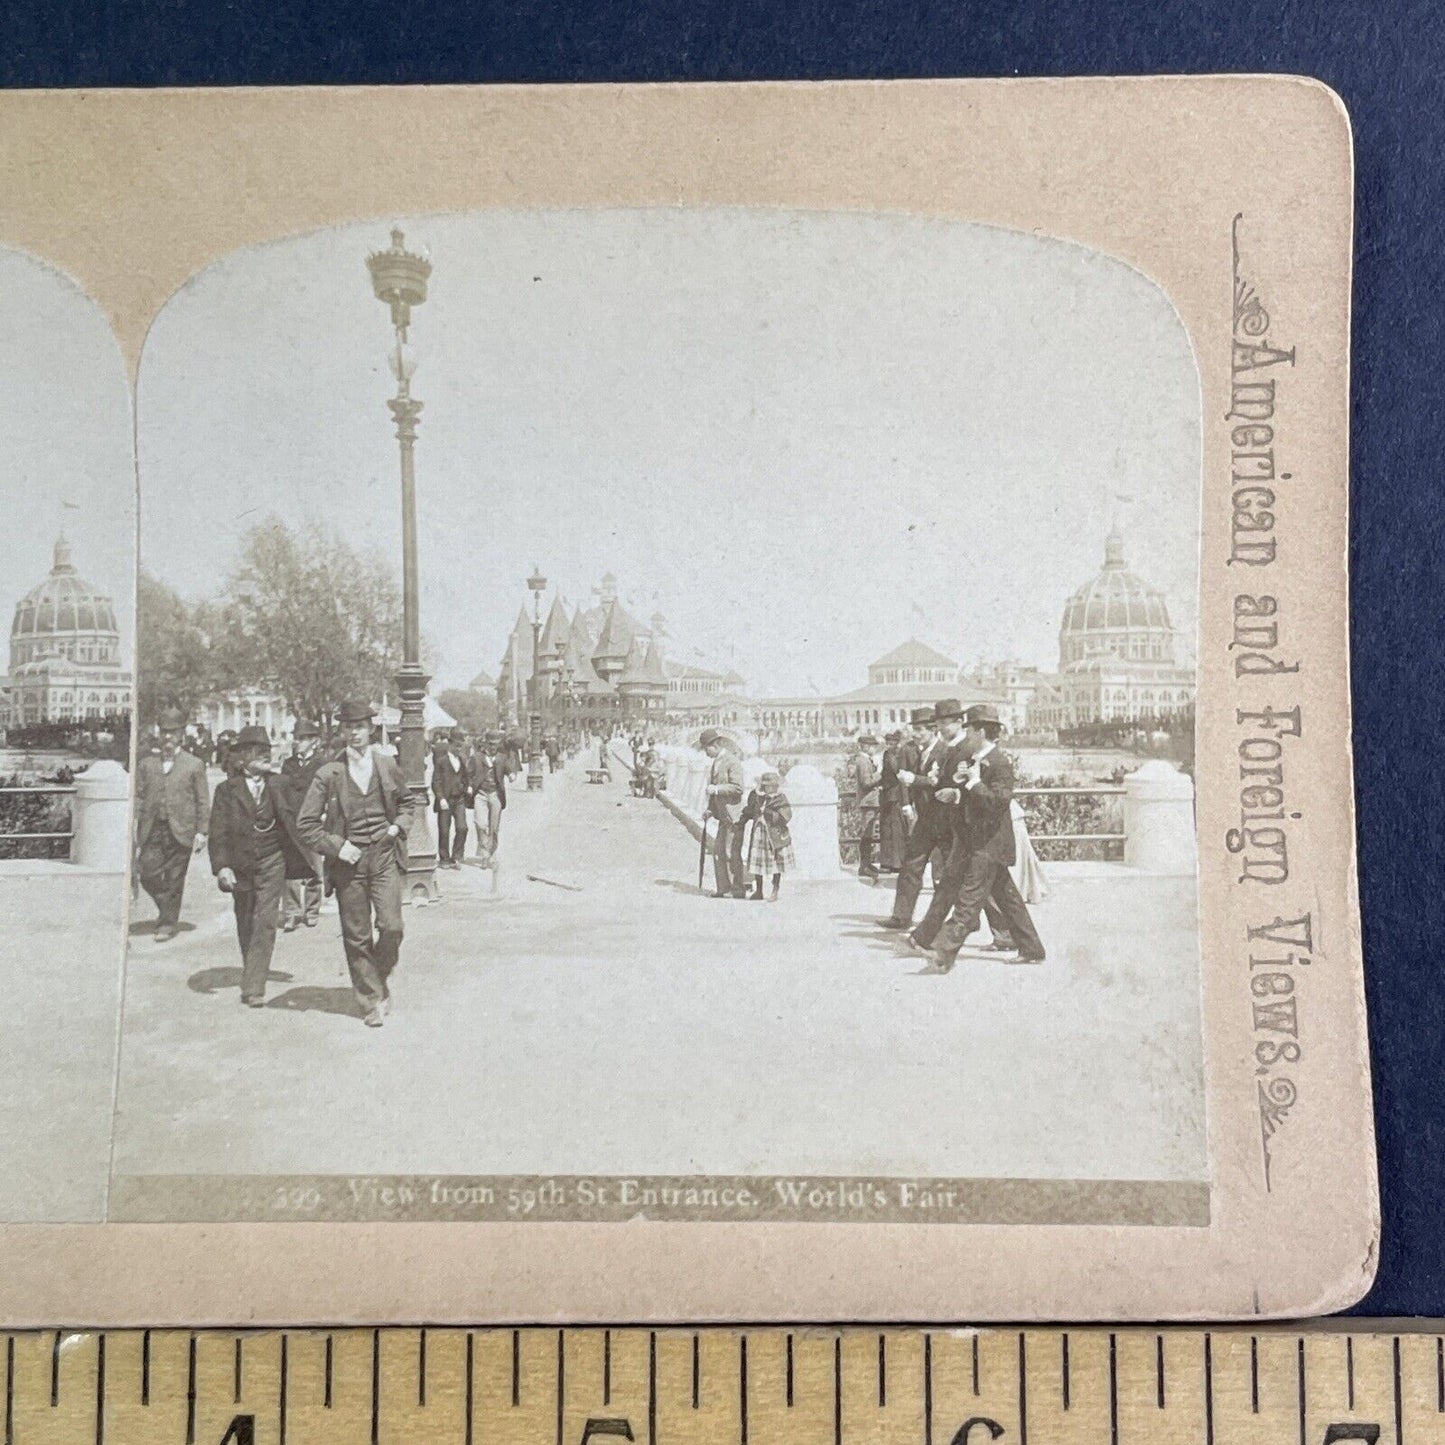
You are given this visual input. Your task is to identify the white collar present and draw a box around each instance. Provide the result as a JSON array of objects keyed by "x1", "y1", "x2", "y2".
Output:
[{"x1": 975, "y1": 740, "x2": 996, "y2": 762}]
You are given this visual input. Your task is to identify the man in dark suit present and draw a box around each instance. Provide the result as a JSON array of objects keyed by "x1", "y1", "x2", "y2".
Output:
[
  {"x1": 926, "y1": 704, "x2": 1046, "y2": 972},
  {"x1": 208, "y1": 725, "x2": 313, "y2": 1007},
  {"x1": 882, "y1": 705, "x2": 952, "y2": 929},
  {"x1": 279, "y1": 719, "x2": 326, "y2": 930},
  {"x1": 133, "y1": 707, "x2": 211, "y2": 942},
  {"x1": 700, "y1": 727, "x2": 746, "y2": 898},
  {"x1": 297, "y1": 699, "x2": 418, "y2": 1028},
  {"x1": 429, "y1": 730, "x2": 471, "y2": 870},
  {"x1": 469, "y1": 729, "x2": 508, "y2": 866}
]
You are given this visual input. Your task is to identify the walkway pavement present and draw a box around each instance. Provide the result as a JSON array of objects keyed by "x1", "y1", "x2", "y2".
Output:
[{"x1": 110, "y1": 760, "x2": 1207, "y2": 1190}]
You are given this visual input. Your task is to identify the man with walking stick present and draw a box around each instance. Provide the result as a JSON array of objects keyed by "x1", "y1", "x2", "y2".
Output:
[{"x1": 699, "y1": 727, "x2": 746, "y2": 898}]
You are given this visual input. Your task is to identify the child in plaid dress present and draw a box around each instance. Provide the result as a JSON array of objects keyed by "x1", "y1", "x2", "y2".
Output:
[{"x1": 742, "y1": 769, "x2": 795, "y2": 901}]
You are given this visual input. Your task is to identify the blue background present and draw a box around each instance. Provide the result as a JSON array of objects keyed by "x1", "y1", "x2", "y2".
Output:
[{"x1": 3, "y1": 0, "x2": 1439, "y2": 1317}]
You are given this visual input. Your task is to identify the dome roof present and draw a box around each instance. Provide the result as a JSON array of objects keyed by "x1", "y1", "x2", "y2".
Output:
[
  {"x1": 11, "y1": 535, "x2": 120, "y2": 642},
  {"x1": 1059, "y1": 527, "x2": 1176, "y2": 669}
]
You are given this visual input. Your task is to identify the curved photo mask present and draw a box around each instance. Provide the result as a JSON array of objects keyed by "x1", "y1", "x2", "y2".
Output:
[{"x1": 0, "y1": 247, "x2": 134, "y2": 1222}]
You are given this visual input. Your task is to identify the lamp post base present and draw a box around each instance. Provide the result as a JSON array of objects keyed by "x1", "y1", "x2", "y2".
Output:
[{"x1": 527, "y1": 758, "x2": 545, "y2": 792}]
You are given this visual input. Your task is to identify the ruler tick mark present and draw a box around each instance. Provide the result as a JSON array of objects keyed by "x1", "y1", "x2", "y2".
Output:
[
  {"x1": 419, "y1": 1327, "x2": 427, "y2": 1408},
  {"x1": 1437, "y1": 1337, "x2": 1443, "y2": 1412},
  {"x1": 834, "y1": 1336, "x2": 842, "y2": 1445},
  {"x1": 1394, "y1": 1337, "x2": 1404, "y2": 1445},
  {"x1": 924, "y1": 1334, "x2": 933, "y2": 1445},
  {"x1": 1157, "y1": 1334, "x2": 1166, "y2": 1409},
  {"x1": 5, "y1": 1335, "x2": 14, "y2": 1445},
  {"x1": 50, "y1": 1330, "x2": 60, "y2": 1407},
  {"x1": 786, "y1": 1334, "x2": 794, "y2": 1407},
  {"x1": 692, "y1": 1333, "x2": 700, "y2": 1410},
  {"x1": 234, "y1": 1336, "x2": 243, "y2": 1404},
  {"x1": 648, "y1": 1332, "x2": 657, "y2": 1445},
  {"x1": 971, "y1": 1332, "x2": 979, "y2": 1396},
  {"x1": 1251, "y1": 1337, "x2": 1259, "y2": 1413},
  {"x1": 740, "y1": 1335, "x2": 749, "y2": 1445},
  {"x1": 324, "y1": 1335, "x2": 333, "y2": 1409},
  {"x1": 1019, "y1": 1332, "x2": 1030, "y2": 1445},
  {"x1": 1297, "y1": 1338, "x2": 1307, "y2": 1445},
  {"x1": 604, "y1": 1329, "x2": 612, "y2": 1406},
  {"x1": 1062, "y1": 1332, "x2": 1071, "y2": 1410},
  {"x1": 513, "y1": 1330, "x2": 521, "y2": 1407},
  {"x1": 141, "y1": 1330, "x2": 150, "y2": 1407},
  {"x1": 557, "y1": 1330, "x2": 566, "y2": 1445},
  {"x1": 1347, "y1": 1336, "x2": 1355, "y2": 1409},
  {"x1": 186, "y1": 1334, "x2": 197, "y2": 1445},
  {"x1": 1205, "y1": 1334, "x2": 1215, "y2": 1445},
  {"x1": 465, "y1": 1334, "x2": 474, "y2": 1445},
  {"x1": 279, "y1": 1335, "x2": 288, "y2": 1445},
  {"x1": 1107, "y1": 1334, "x2": 1117, "y2": 1445},
  {"x1": 878, "y1": 1334, "x2": 886, "y2": 1409},
  {"x1": 94, "y1": 1333, "x2": 105, "y2": 1445}
]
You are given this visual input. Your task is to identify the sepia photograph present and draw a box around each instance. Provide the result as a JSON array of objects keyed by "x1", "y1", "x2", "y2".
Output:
[
  {"x1": 0, "y1": 246, "x2": 135, "y2": 1222},
  {"x1": 111, "y1": 205, "x2": 1206, "y2": 1225}
]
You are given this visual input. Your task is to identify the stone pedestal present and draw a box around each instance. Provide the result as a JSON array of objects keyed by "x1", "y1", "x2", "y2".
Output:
[
  {"x1": 1123, "y1": 760, "x2": 1197, "y2": 875},
  {"x1": 778, "y1": 763, "x2": 842, "y2": 880},
  {"x1": 71, "y1": 759, "x2": 129, "y2": 873}
]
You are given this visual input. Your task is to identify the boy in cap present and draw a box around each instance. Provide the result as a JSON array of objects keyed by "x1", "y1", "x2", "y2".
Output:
[
  {"x1": 297, "y1": 699, "x2": 418, "y2": 1027},
  {"x1": 208, "y1": 726, "x2": 313, "y2": 1006}
]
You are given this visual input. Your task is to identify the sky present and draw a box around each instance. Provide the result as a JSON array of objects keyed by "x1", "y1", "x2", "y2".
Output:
[
  {"x1": 138, "y1": 207, "x2": 1201, "y2": 695},
  {"x1": 0, "y1": 248, "x2": 135, "y2": 664}
]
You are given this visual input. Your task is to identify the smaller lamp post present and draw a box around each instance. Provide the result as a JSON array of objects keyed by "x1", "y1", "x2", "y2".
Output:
[{"x1": 527, "y1": 567, "x2": 547, "y2": 791}]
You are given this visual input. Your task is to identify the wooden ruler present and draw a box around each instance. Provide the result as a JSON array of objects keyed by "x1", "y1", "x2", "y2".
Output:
[{"x1": 2, "y1": 1326, "x2": 1441, "y2": 1445}]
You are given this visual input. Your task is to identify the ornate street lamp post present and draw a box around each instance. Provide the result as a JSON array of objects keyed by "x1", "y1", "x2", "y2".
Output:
[
  {"x1": 527, "y1": 567, "x2": 547, "y2": 791},
  {"x1": 367, "y1": 227, "x2": 438, "y2": 901}
]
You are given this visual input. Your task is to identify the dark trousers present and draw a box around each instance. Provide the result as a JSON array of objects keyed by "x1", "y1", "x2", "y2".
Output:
[
  {"x1": 910, "y1": 835, "x2": 1015, "y2": 948},
  {"x1": 282, "y1": 870, "x2": 322, "y2": 926},
  {"x1": 232, "y1": 848, "x2": 286, "y2": 1002},
  {"x1": 712, "y1": 814, "x2": 747, "y2": 897},
  {"x1": 435, "y1": 802, "x2": 468, "y2": 863},
  {"x1": 137, "y1": 819, "x2": 192, "y2": 927},
  {"x1": 332, "y1": 838, "x2": 405, "y2": 1012},
  {"x1": 935, "y1": 854, "x2": 1045, "y2": 960},
  {"x1": 858, "y1": 806, "x2": 880, "y2": 878},
  {"x1": 889, "y1": 806, "x2": 952, "y2": 924}
]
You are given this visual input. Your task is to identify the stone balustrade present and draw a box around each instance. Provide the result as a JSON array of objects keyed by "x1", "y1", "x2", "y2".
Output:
[{"x1": 71, "y1": 758, "x2": 130, "y2": 873}]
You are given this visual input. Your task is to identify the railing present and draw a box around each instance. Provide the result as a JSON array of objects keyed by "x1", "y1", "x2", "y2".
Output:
[
  {"x1": 0, "y1": 784, "x2": 77, "y2": 861},
  {"x1": 835, "y1": 783, "x2": 1127, "y2": 864}
]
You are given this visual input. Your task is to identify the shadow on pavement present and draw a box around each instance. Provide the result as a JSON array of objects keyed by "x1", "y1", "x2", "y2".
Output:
[
  {"x1": 653, "y1": 878, "x2": 712, "y2": 897},
  {"x1": 129, "y1": 918, "x2": 197, "y2": 937},
  {"x1": 265, "y1": 985, "x2": 362, "y2": 1018},
  {"x1": 188, "y1": 966, "x2": 295, "y2": 995}
]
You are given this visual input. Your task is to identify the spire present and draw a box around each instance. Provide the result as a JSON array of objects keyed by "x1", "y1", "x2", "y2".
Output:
[
  {"x1": 1103, "y1": 523, "x2": 1126, "y2": 570},
  {"x1": 539, "y1": 595, "x2": 570, "y2": 656},
  {"x1": 593, "y1": 599, "x2": 635, "y2": 662},
  {"x1": 641, "y1": 635, "x2": 669, "y2": 686},
  {"x1": 52, "y1": 532, "x2": 75, "y2": 575}
]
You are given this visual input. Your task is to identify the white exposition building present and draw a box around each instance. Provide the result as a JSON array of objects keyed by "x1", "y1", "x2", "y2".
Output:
[{"x1": 1, "y1": 534, "x2": 131, "y2": 727}]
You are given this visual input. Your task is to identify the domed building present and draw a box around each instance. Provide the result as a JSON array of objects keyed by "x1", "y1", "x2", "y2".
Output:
[
  {"x1": 1, "y1": 534, "x2": 132, "y2": 728},
  {"x1": 1026, "y1": 526, "x2": 1195, "y2": 732}
]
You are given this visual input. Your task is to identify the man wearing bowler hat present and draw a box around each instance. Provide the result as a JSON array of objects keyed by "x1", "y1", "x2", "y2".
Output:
[
  {"x1": 700, "y1": 727, "x2": 746, "y2": 898},
  {"x1": 133, "y1": 706, "x2": 211, "y2": 942},
  {"x1": 881, "y1": 704, "x2": 952, "y2": 930},
  {"x1": 297, "y1": 698, "x2": 418, "y2": 1028},
  {"x1": 923, "y1": 703, "x2": 1046, "y2": 972},
  {"x1": 469, "y1": 729, "x2": 508, "y2": 867},
  {"x1": 208, "y1": 726, "x2": 314, "y2": 1007}
]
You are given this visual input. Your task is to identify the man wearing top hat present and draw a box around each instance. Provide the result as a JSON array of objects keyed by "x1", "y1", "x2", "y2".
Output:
[
  {"x1": 468, "y1": 730, "x2": 508, "y2": 867},
  {"x1": 924, "y1": 703, "x2": 1046, "y2": 972},
  {"x1": 296, "y1": 699, "x2": 418, "y2": 1028},
  {"x1": 429, "y1": 729, "x2": 471, "y2": 870},
  {"x1": 881, "y1": 704, "x2": 952, "y2": 930},
  {"x1": 133, "y1": 707, "x2": 211, "y2": 942},
  {"x1": 208, "y1": 726, "x2": 314, "y2": 1007},
  {"x1": 700, "y1": 727, "x2": 746, "y2": 898},
  {"x1": 279, "y1": 719, "x2": 327, "y2": 930}
]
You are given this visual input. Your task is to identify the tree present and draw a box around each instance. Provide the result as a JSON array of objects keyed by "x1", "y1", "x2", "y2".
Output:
[
  {"x1": 221, "y1": 516, "x2": 404, "y2": 728},
  {"x1": 437, "y1": 688, "x2": 497, "y2": 738},
  {"x1": 136, "y1": 569, "x2": 218, "y2": 724}
]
